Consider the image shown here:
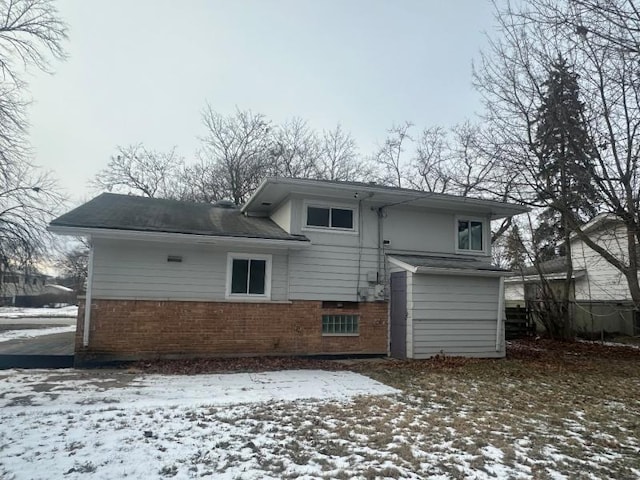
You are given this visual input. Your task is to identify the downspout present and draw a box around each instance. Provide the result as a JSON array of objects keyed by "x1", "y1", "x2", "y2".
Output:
[
  {"x1": 496, "y1": 276, "x2": 505, "y2": 352},
  {"x1": 377, "y1": 207, "x2": 384, "y2": 283},
  {"x1": 83, "y1": 241, "x2": 95, "y2": 347}
]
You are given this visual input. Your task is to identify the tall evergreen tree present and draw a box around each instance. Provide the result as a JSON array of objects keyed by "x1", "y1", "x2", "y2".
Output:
[
  {"x1": 530, "y1": 56, "x2": 598, "y2": 337},
  {"x1": 532, "y1": 56, "x2": 598, "y2": 258}
]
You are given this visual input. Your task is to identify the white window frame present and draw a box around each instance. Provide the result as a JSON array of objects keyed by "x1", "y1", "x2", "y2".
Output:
[
  {"x1": 302, "y1": 201, "x2": 358, "y2": 234},
  {"x1": 225, "y1": 253, "x2": 272, "y2": 300},
  {"x1": 454, "y1": 216, "x2": 488, "y2": 255}
]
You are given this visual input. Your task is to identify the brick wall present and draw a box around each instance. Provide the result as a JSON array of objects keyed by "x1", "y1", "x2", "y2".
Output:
[{"x1": 75, "y1": 299, "x2": 388, "y2": 364}]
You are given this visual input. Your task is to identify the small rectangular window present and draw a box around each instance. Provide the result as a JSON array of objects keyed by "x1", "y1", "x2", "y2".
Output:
[
  {"x1": 306, "y1": 206, "x2": 354, "y2": 230},
  {"x1": 307, "y1": 207, "x2": 330, "y2": 227},
  {"x1": 331, "y1": 208, "x2": 353, "y2": 229},
  {"x1": 322, "y1": 314, "x2": 359, "y2": 335},
  {"x1": 458, "y1": 220, "x2": 484, "y2": 251}
]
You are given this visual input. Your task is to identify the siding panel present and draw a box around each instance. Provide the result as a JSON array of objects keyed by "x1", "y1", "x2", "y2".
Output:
[
  {"x1": 91, "y1": 239, "x2": 289, "y2": 301},
  {"x1": 410, "y1": 274, "x2": 503, "y2": 358},
  {"x1": 288, "y1": 244, "x2": 378, "y2": 301}
]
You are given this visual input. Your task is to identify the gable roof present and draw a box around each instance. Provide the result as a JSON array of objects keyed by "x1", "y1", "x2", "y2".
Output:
[
  {"x1": 49, "y1": 193, "x2": 309, "y2": 243},
  {"x1": 243, "y1": 177, "x2": 529, "y2": 219}
]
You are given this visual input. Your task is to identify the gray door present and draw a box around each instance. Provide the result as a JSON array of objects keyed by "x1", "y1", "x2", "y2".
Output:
[{"x1": 390, "y1": 271, "x2": 407, "y2": 359}]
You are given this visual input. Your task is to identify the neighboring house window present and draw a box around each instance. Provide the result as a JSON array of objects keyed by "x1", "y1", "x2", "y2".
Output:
[
  {"x1": 226, "y1": 254, "x2": 272, "y2": 298},
  {"x1": 322, "y1": 314, "x2": 359, "y2": 335},
  {"x1": 306, "y1": 206, "x2": 354, "y2": 230},
  {"x1": 457, "y1": 219, "x2": 484, "y2": 252}
]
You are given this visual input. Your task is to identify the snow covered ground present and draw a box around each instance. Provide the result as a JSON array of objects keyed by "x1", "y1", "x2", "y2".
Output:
[
  {"x1": 1, "y1": 351, "x2": 638, "y2": 479},
  {"x1": 0, "y1": 325, "x2": 76, "y2": 343},
  {"x1": 0, "y1": 305, "x2": 77, "y2": 318},
  {"x1": 0, "y1": 369, "x2": 400, "y2": 479}
]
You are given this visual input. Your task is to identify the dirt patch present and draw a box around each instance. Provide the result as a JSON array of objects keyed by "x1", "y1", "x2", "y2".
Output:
[{"x1": 128, "y1": 356, "x2": 352, "y2": 375}]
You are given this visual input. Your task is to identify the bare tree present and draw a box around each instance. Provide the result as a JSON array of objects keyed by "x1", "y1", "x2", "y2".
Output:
[
  {"x1": 55, "y1": 238, "x2": 88, "y2": 295},
  {"x1": 0, "y1": 0, "x2": 67, "y2": 85},
  {"x1": 410, "y1": 126, "x2": 451, "y2": 193},
  {"x1": 199, "y1": 106, "x2": 272, "y2": 205},
  {"x1": 0, "y1": 0, "x2": 66, "y2": 272},
  {"x1": 270, "y1": 117, "x2": 319, "y2": 178},
  {"x1": 375, "y1": 121, "x2": 413, "y2": 187},
  {"x1": 317, "y1": 123, "x2": 374, "y2": 182},
  {"x1": 475, "y1": 0, "x2": 640, "y2": 320},
  {"x1": 90, "y1": 144, "x2": 187, "y2": 199}
]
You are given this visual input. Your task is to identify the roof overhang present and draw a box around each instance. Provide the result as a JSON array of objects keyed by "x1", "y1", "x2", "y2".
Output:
[
  {"x1": 48, "y1": 225, "x2": 311, "y2": 250},
  {"x1": 243, "y1": 178, "x2": 529, "y2": 220},
  {"x1": 388, "y1": 256, "x2": 510, "y2": 277},
  {"x1": 504, "y1": 270, "x2": 587, "y2": 283}
]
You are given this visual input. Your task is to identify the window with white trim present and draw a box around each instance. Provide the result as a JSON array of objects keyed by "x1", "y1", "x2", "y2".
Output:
[
  {"x1": 457, "y1": 219, "x2": 484, "y2": 251},
  {"x1": 306, "y1": 206, "x2": 354, "y2": 230},
  {"x1": 226, "y1": 254, "x2": 271, "y2": 298},
  {"x1": 322, "y1": 314, "x2": 359, "y2": 335}
]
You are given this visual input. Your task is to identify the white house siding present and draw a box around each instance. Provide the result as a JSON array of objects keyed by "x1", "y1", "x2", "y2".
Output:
[
  {"x1": 504, "y1": 282, "x2": 525, "y2": 304},
  {"x1": 285, "y1": 195, "x2": 493, "y2": 302},
  {"x1": 270, "y1": 199, "x2": 292, "y2": 232},
  {"x1": 287, "y1": 245, "x2": 379, "y2": 301},
  {"x1": 409, "y1": 273, "x2": 503, "y2": 358},
  {"x1": 90, "y1": 238, "x2": 289, "y2": 301},
  {"x1": 572, "y1": 225, "x2": 632, "y2": 302}
]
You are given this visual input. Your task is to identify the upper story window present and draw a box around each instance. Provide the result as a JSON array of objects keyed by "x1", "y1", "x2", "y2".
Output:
[
  {"x1": 226, "y1": 253, "x2": 272, "y2": 299},
  {"x1": 457, "y1": 219, "x2": 484, "y2": 252},
  {"x1": 306, "y1": 206, "x2": 354, "y2": 230}
]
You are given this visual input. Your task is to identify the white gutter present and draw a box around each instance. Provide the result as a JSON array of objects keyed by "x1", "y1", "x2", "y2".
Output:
[
  {"x1": 496, "y1": 276, "x2": 505, "y2": 352},
  {"x1": 83, "y1": 242, "x2": 95, "y2": 347},
  {"x1": 47, "y1": 226, "x2": 311, "y2": 250}
]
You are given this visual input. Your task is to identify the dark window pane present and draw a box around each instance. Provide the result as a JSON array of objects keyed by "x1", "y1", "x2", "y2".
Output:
[
  {"x1": 458, "y1": 221, "x2": 469, "y2": 250},
  {"x1": 331, "y1": 208, "x2": 353, "y2": 229},
  {"x1": 231, "y1": 259, "x2": 249, "y2": 294},
  {"x1": 248, "y1": 259, "x2": 266, "y2": 294},
  {"x1": 307, "y1": 207, "x2": 330, "y2": 227},
  {"x1": 470, "y1": 221, "x2": 483, "y2": 250}
]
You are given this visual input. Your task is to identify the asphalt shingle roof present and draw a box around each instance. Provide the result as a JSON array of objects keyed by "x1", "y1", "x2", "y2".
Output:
[
  {"x1": 50, "y1": 193, "x2": 309, "y2": 242},
  {"x1": 390, "y1": 254, "x2": 508, "y2": 272}
]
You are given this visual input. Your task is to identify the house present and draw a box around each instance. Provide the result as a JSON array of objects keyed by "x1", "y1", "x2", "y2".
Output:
[
  {"x1": 0, "y1": 269, "x2": 50, "y2": 306},
  {"x1": 505, "y1": 214, "x2": 640, "y2": 336},
  {"x1": 48, "y1": 178, "x2": 527, "y2": 365}
]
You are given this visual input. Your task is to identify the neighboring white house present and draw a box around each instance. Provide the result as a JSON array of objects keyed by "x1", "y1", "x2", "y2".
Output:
[
  {"x1": 0, "y1": 270, "x2": 49, "y2": 305},
  {"x1": 505, "y1": 214, "x2": 640, "y2": 336},
  {"x1": 48, "y1": 178, "x2": 527, "y2": 365}
]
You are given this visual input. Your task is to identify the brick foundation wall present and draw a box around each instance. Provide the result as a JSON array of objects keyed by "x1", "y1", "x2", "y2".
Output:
[{"x1": 75, "y1": 299, "x2": 388, "y2": 364}]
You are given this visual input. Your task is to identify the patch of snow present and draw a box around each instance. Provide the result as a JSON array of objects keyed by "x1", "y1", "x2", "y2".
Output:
[
  {"x1": 0, "y1": 325, "x2": 76, "y2": 343},
  {"x1": 0, "y1": 369, "x2": 399, "y2": 412},
  {"x1": 577, "y1": 338, "x2": 640, "y2": 350},
  {"x1": 0, "y1": 369, "x2": 402, "y2": 480},
  {"x1": 0, "y1": 305, "x2": 78, "y2": 318}
]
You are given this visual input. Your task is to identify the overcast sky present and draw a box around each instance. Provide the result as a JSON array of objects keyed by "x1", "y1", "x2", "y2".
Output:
[{"x1": 27, "y1": 0, "x2": 497, "y2": 205}]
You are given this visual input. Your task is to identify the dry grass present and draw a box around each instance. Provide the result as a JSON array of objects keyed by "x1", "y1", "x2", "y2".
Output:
[{"x1": 2, "y1": 339, "x2": 639, "y2": 479}]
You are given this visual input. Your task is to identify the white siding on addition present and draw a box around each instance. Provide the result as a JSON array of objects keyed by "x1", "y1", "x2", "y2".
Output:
[{"x1": 409, "y1": 273, "x2": 503, "y2": 358}]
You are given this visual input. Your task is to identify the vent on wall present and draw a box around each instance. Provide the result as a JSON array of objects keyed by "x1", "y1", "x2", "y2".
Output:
[{"x1": 167, "y1": 255, "x2": 183, "y2": 263}]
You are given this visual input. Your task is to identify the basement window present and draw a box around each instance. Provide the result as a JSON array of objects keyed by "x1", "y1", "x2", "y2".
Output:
[{"x1": 322, "y1": 314, "x2": 359, "y2": 336}]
